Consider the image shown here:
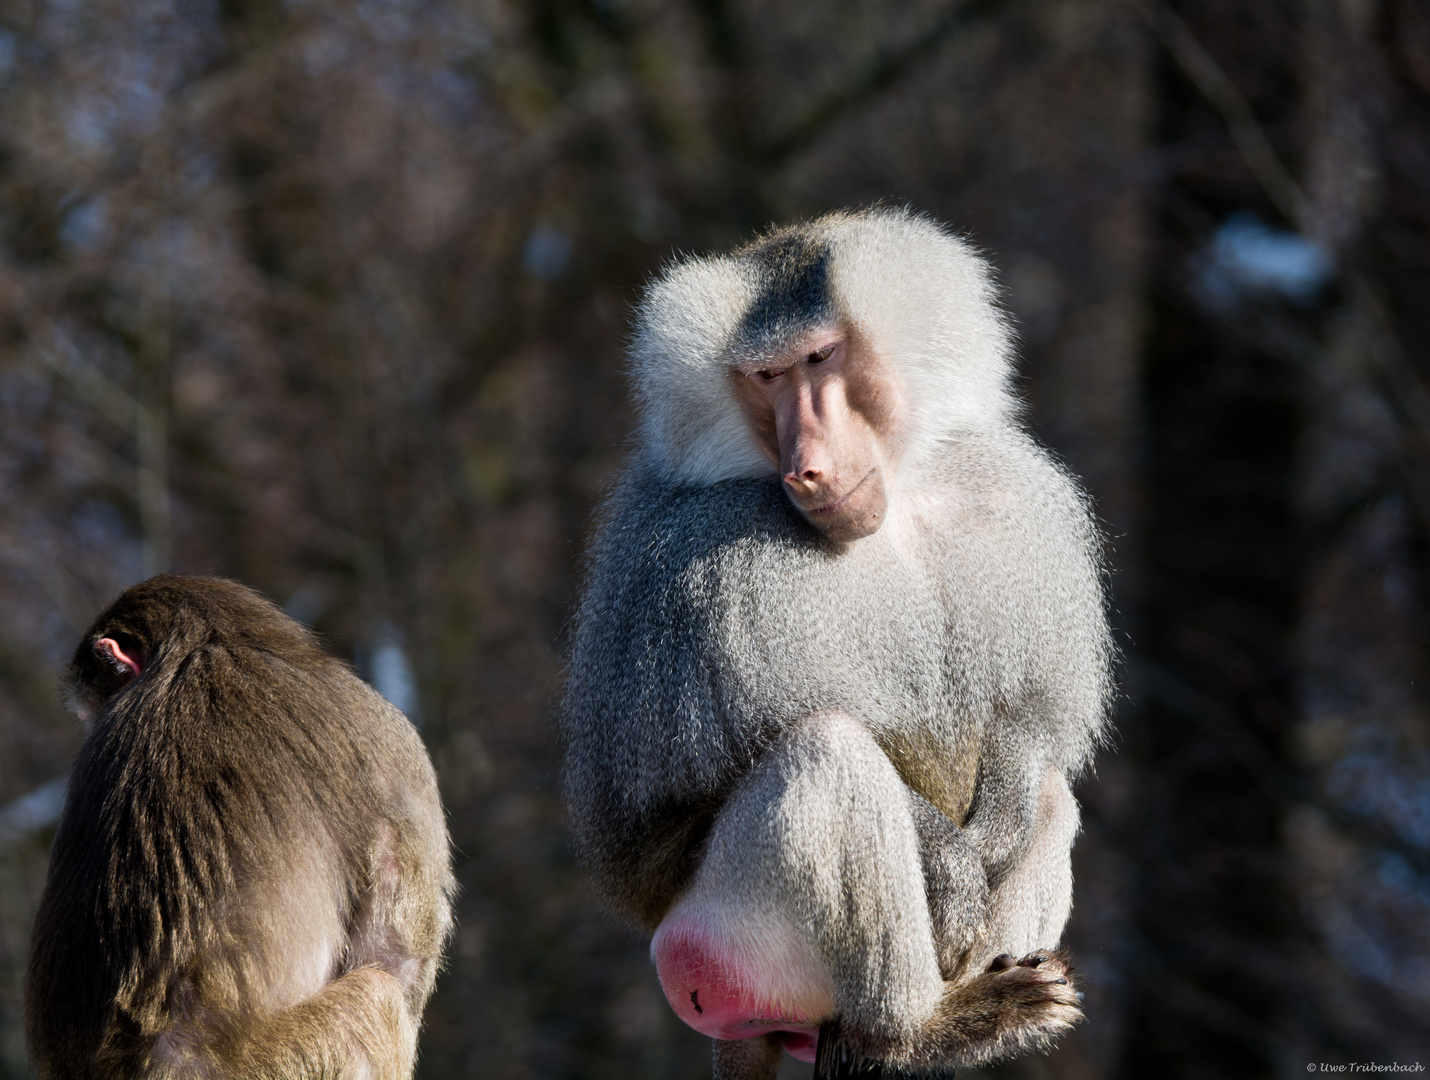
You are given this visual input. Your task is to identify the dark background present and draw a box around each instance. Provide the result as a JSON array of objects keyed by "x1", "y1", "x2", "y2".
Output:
[{"x1": 0, "y1": 0, "x2": 1427, "y2": 1076}]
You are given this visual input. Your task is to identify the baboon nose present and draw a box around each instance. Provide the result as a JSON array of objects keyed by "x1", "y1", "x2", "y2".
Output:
[{"x1": 785, "y1": 466, "x2": 823, "y2": 487}]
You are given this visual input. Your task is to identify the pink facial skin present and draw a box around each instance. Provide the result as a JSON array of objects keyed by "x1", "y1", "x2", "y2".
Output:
[{"x1": 653, "y1": 926, "x2": 823, "y2": 1064}]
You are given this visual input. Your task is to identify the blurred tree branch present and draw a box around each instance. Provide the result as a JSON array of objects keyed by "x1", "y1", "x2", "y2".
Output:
[
  {"x1": 29, "y1": 322, "x2": 170, "y2": 572},
  {"x1": 30, "y1": 325, "x2": 147, "y2": 438},
  {"x1": 1132, "y1": 0, "x2": 1306, "y2": 224},
  {"x1": 763, "y1": 0, "x2": 1009, "y2": 164},
  {"x1": 1130, "y1": 656, "x2": 1430, "y2": 879}
]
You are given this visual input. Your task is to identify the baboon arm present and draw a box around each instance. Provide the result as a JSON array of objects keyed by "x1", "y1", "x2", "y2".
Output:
[
  {"x1": 959, "y1": 738, "x2": 1046, "y2": 889},
  {"x1": 909, "y1": 792, "x2": 991, "y2": 978}
]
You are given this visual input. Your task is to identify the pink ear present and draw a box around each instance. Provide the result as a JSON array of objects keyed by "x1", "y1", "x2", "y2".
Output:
[{"x1": 95, "y1": 637, "x2": 142, "y2": 678}]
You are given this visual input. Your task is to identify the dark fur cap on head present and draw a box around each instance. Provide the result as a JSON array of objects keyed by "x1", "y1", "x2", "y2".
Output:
[
  {"x1": 66, "y1": 574, "x2": 332, "y2": 726},
  {"x1": 628, "y1": 207, "x2": 1016, "y2": 486}
]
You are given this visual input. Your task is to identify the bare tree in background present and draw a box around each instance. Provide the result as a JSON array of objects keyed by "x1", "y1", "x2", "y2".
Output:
[{"x1": 0, "y1": 0, "x2": 1425, "y2": 1077}]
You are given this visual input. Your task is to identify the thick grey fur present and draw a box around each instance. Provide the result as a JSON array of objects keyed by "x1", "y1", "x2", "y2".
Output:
[{"x1": 563, "y1": 208, "x2": 1112, "y2": 1076}]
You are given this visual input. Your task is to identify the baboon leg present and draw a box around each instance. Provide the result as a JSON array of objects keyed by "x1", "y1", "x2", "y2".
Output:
[
  {"x1": 655, "y1": 712, "x2": 946, "y2": 1056},
  {"x1": 656, "y1": 713, "x2": 1079, "y2": 1071}
]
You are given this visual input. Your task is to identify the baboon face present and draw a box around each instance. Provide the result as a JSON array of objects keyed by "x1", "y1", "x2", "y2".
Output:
[{"x1": 732, "y1": 326, "x2": 908, "y2": 543}]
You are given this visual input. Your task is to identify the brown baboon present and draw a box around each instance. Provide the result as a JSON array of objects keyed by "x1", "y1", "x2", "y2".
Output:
[{"x1": 26, "y1": 574, "x2": 454, "y2": 1080}]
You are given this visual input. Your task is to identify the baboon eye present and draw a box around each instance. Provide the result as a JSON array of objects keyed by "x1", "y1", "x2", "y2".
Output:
[
  {"x1": 807, "y1": 345, "x2": 835, "y2": 364},
  {"x1": 756, "y1": 368, "x2": 785, "y2": 381}
]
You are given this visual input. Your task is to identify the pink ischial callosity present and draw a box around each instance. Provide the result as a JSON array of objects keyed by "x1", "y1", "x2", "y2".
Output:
[
  {"x1": 95, "y1": 637, "x2": 143, "y2": 679},
  {"x1": 652, "y1": 926, "x2": 823, "y2": 1064}
]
